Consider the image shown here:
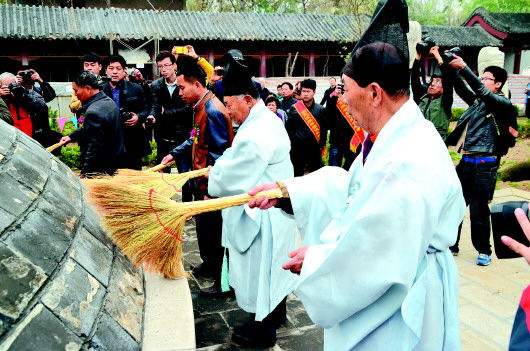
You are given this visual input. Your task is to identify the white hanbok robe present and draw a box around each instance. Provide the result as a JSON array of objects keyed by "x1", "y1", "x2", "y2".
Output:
[
  {"x1": 284, "y1": 98, "x2": 465, "y2": 350},
  {"x1": 208, "y1": 100, "x2": 298, "y2": 321}
]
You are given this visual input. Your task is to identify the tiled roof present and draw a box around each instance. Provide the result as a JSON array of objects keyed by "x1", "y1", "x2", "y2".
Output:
[
  {"x1": 0, "y1": 4, "x2": 369, "y2": 42},
  {"x1": 422, "y1": 25, "x2": 501, "y2": 47},
  {"x1": 464, "y1": 7, "x2": 530, "y2": 35}
]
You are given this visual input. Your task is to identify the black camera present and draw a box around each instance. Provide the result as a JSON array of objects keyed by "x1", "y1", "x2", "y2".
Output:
[
  {"x1": 441, "y1": 47, "x2": 462, "y2": 64},
  {"x1": 8, "y1": 82, "x2": 25, "y2": 97},
  {"x1": 416, "y1": 37, "x2": 436, "y2": 56},
  {"x1": 18, "y1": 70, "x2": 34, "y2": 85},
  {"x1": 120, "y1": 108, "x2": 133, "y2": 121}
]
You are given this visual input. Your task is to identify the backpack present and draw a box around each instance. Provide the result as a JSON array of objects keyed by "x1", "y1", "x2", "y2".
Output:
[{"x1": 494, "y1": 104, "x2": 518, "y2": 156}]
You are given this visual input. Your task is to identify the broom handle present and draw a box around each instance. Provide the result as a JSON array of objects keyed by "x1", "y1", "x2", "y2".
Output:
[
  {"x1": 148, "y1": 162, "x2": 175, "y2": 172},
  {"x1": 46, "y1": 140, "x2": 67, "y2": 153},
  {"x1": 190, "y1": 188, "x2": 286, "y2": 212}
]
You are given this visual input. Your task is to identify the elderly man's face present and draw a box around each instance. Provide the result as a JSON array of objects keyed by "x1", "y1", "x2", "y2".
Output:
[
  {"x1": 342, "y1": 74, "x2": 372, "y2": 131},
  {"x1": 281, "y1": 84, "x2": 293, "y2": 98},
  {"x1": 72, "y1": 82, "x2": 92, "y2": 103},
  {"x1": 224, "y1": 95, "x2": 251, "y2": 125}
]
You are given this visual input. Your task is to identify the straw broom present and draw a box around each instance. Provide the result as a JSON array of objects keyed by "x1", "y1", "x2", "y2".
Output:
[{"x1": 86, "y1": 181, "x2": 284, "y2": 278}]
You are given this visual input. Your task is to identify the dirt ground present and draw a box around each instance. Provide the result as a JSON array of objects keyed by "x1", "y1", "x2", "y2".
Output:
[{"x1": 497, "y1": 138, "x2": 530, "y2": 191}]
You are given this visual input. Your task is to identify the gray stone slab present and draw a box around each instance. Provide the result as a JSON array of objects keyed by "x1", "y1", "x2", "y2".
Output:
[
  {"x1": 41, "y1": 259, "x2": 105, "y2": 337},
  {"x1": 0, "y1": 243, "x2": 47, "y2": 320},
  {"x1": 0, "y1": 172, "x2": 37, "y2": 217},
  {"x1": 42, "y1": 171, "x2": 83, "y2": 215},
  {"x1": 194, "y1": 313, "x2": 230, "y2": 348},
  {"x1": 82, "y1": 204, "x2": 113, "y2": 249},
  {"x1": 276, "y1": 325, "x2": 323, "y2": 351},
  {"x1": 189, "y1": 278, "x2": 239, "y2": 316},
  {"x1": 285, "y1": 297, "x2": 313, "y2": 328},
  {"x1": 104, "y1": 253, "x2": 144, "y2": 342},
  {"x1": 71, "y1": 228, "x2": 113, "y2": 286},
  {"x1": 0, "y1": 207, "x2": 16, "y2": 234},
  {"x1": 1, "y1": 304, "x2": 82, "y2": 351},
  {"x1": 5, "y1": 205, "x2": 73, "y2": 275},
  {"x1": 5, "y1": 142, "x2": 50, "y2": 193},
  {"x1": 0, "y1": 121, "x2": 16, "y2": 157},
  {"x1": 37, "y1": 197, "x2": 80, "y2": 239},
  {"x1": 90, "y1": 312, "x2": 139, "y2": 351}
]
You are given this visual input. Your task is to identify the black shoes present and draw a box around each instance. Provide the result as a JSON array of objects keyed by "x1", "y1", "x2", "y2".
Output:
[
  {"x1": 231, "y1": 321, "x2": 277, "y2": 348},
  {"x1": 199, "y1": 285, "x2": 235, "y2": 299}
]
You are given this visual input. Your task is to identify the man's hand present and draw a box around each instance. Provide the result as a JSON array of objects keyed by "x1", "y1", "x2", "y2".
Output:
[
  {"x1": 248, "y1": 182, "x2": 280, "y2": 209},
  {"x1": 501, "y1": 207, "x2": 530, "y2": 265},
  {"x1": 282, "y1": 246, "x2": 309, "y2": 274},
  {"x1": 60, "y1": 136, "x2": 71, "y2": 145},
  {"x1": 125, "y1": 112, "x2": 139, "y2": 126},
  {"x1": 0, "y1": 86, "x2": 11, "y2": 97},
  {"x1": 161, "y1": 154, "x2": 174, "y2": 165},
  {"x1": 448, "y1": 55, "x2": 467, "y2": 70},
  {"x1": 429, "y1": 46, "x2": 443, "y2": 65},
  {"x1": 30, "y1": 70, "x2": 43, "y2": 83},
  {"x1": 146, "y1": 115, "x2": 156, "y2": 124},
  {"x1": 185, "y1": 45, "x2": 199, "y2": 59}
]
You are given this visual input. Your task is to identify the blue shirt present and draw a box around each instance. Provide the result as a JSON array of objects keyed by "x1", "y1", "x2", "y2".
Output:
[{"x1": 111, "y1": 87, "x2": 120, "y2": 111}]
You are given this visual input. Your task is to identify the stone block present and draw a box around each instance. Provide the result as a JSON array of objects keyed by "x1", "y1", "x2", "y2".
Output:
[
  {"x1": 37, "y1": 197, "x2": 80, "y2": 238},
  {"x1": 276, "y1": 325, "x2": 323, "y2": 351},
  {"x1": 5, "y1": 205, "x2": 74, "y2": 274},
  {"x1": 90, "y1": 312, "x2": 139, "y2": 351},
  {"x1": 5, "y1": 142, "x2": 50, "y2": 193},
  {"x1": 0, "y1": 121, "x2": 16, "y2": 157},
  {"x1": 41, "y1": 259, "x2": 105, "y2": 337},
  {"x1": 70, "y1": 228, "x2": 113, "y2": 286},
  {"x1": 82, "y1": 204, "x2": 113, "y2": 249},
  {"x1": 0, "y1": 207, "x2": 16, "y2": 235},
  {"x1": 104, "y1": 253, "x2": 144, "y2": 342},
  {"x1": 0, "y1": 172, "x2": 37, "y2": 218},
  {"x1": 0, "y1": 243, "x2": 47, "y2": 320},
  {"x1": 286, "y1": 296, "x2": 313, "y2": 328},
  {"x1": 194, "y1": 313, "x2": 230, "y2": 348},
  {"x1": 43, "y1": 171, "x2": 83, "y2": 216},
  {"x1": 0, "y1": 304, "x2": 82, "y2": 351}
]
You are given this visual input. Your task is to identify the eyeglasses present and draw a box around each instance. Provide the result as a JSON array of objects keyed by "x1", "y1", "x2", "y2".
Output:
[
  {"x1": 480, "y1": 76, "x2": 495, "y2": 82},
  {"x1": 157, "y1": 63, "x2": 174, "y2": 70}
]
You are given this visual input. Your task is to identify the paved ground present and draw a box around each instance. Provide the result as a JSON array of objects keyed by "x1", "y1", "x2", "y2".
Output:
[{"x1": 182, "y1": 188, "x2": 530, "y2": 350}]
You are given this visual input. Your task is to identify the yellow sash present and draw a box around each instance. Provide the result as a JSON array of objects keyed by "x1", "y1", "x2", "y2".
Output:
[
  {"x1": 336, "y1": 98, "x2": 365, "y2": 151},
  {"x1": 294, "y1": 100, "x2": 320, "y2": 142}
]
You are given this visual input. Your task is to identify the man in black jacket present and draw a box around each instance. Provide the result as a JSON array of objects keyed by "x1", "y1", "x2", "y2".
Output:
[
  {"x1": 285, "y1": 79, "x2": 327, "y2": 176},
  {"x1": 60, "y1": 72, "x2": 125, "y2": 176},
  {"x1": 320, "y1": 77, "x2": 337, "y2": 107},
  {"x1": 103, "y1": 55, "x2": 150, "y2": 170},
  {"x1": 446, "y1": 58, "x2": 515, "y2": 266}
]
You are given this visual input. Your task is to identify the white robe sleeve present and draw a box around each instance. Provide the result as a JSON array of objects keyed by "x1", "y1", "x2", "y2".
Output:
[{"x1": 291, "y1": 165, "x2": 435, "y2": 329}]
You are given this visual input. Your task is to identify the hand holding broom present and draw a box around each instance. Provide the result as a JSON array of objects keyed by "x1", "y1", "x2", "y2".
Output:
[
  {"x1": 46, "y1": 136, "x2": 71, "y2": 153},
  {"x1": 86, "y1": 181, "x2": 286, "y2": 279}
]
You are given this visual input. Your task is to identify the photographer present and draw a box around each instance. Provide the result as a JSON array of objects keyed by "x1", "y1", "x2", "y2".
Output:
[
  {"x1": 446, "y1": 57, "x2": 516, "y2": 266},
  {"x1": 16, "y1": 68, "x2": 56, "y2": 103},
  {"x1": 0, "y1": 72, "x2": 54, "y2": 145},
  {"x1": 60, "y1": 71, "x2": 125, "y2": 176},
  {"x1": 102, "y1": 54, "x2": 150, "y2": 170},
  {"x1": 411, "y1": 45, "x2": 454, "y2": 140}
]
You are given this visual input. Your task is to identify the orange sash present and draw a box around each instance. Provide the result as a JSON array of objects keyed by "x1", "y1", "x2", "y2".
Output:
[
  {"x1": 294, "y1": 100, "x2": 320, "y2": 142},
  {"x1": 336, "y1": 98, "x2": 365, "y2": 152}
]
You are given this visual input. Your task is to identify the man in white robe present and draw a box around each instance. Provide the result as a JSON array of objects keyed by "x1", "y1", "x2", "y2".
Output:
[
  {"x1": 207, "y1": 49, "x2": 298, "y2": 348},
  {"x1": 249, "y1": 42, "x2": 466, "y2": 350}
]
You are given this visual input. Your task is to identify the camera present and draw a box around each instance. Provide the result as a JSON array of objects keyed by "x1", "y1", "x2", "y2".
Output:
[
  {"x1": 441, "y1": 47, "x2": 462, "y2": 64},
  {"x1": 416, "y1": 37, "x2": 435, "y2": 56},
  {"x1": 18, "y1": 70, "x2": 34, "y2": 85},
  {"x1": 120, "y1": 108, "x2": 133, "y2": 121},
  {"x1": 8, "y1": 82, "x2": 25, "y2": 97}
]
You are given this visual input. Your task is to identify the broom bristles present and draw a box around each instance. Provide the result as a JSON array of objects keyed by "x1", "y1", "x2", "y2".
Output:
[{"x1": 85, "y1": 179, "x2": 284, "y2": 279}]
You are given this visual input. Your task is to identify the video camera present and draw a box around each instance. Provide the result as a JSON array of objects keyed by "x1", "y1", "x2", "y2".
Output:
[
  {"x1": 119, "y1": 108, "x2": 133, "y2": 122},
  {"x1": 18, "y1": 70, "x2": 34, "y2": 85},
  {"x1": 8, "y1": 82, "x2": 26, "y2": 98},
  {"x1": 416, "y1": 37, "x2": 462, "y2": 64}
]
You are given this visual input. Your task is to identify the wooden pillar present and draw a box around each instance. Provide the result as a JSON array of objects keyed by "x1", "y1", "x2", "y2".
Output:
[
  {"x1": 514, "y1": 47, "x2": 521, "y2": 74},
  {"x1": 260, "y1": 52, "x2": 267, "y2": 78},
  {"x1": 309, "y1": 53, "x2": 316, "y2": 77}
]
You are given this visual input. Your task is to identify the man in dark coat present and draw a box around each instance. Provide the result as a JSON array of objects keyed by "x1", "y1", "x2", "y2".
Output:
[
  {"x1": 320, "y1": 77, "x2": 337, "y2": 107},
  {"x1": 60, "y1": 72, "x2": 125, "y2": 176},
  {"x1": 102, "y1": 55, "x2": 150, "y2": 170},
  {"x1": 285, "y1": 79, "x2": 327, "y2": 176}
]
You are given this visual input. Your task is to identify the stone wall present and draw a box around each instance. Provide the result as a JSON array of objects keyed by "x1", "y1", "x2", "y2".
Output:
[{"x1": 0, "y1": 120, "x2": 145, "y2": 351}]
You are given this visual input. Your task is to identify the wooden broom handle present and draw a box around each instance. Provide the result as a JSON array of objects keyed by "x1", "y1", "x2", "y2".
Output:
[
  {"x1": 46, "y1": 140, "x2": 67, "y2": 153},
  {"x1": 190, "y1": 188, "x2": 286, "y2": 213},
  {"x1": 148, "y1": 162, "x2": 175, "y2": 172}
]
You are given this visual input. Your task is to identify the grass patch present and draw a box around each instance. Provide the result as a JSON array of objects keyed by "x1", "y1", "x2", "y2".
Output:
[{"x1": 498, "y1": 160, "x2": 530, "y2": 182}]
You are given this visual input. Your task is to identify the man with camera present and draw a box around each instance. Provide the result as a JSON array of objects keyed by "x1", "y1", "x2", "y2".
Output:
[
  {"x1": 59, "y1": 72, "x2": 125, "y2": 176},
  {"x1": 446, "y1": 56, "x2": 516, "y2": 266},
  {"x1": 412, "y1": 44, "x2": 455, "y2": 140},
  {"x1": 16, "y1": 68, "x2": 56, "y2": 103},
  {"x1": 102, "y1": 54, "x2": 150, "y2": 170},
  {"x1": 70, "y1": 53, "x2": 103, "y2": 116},
  {"x1": 0, "y1": 72, "x2": 52, "y2": 144}
]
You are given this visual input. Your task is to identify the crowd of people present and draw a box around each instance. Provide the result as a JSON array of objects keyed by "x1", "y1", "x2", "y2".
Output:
[{"x1": 0, "y1": 38, "x2": 527, "y2": 349}]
